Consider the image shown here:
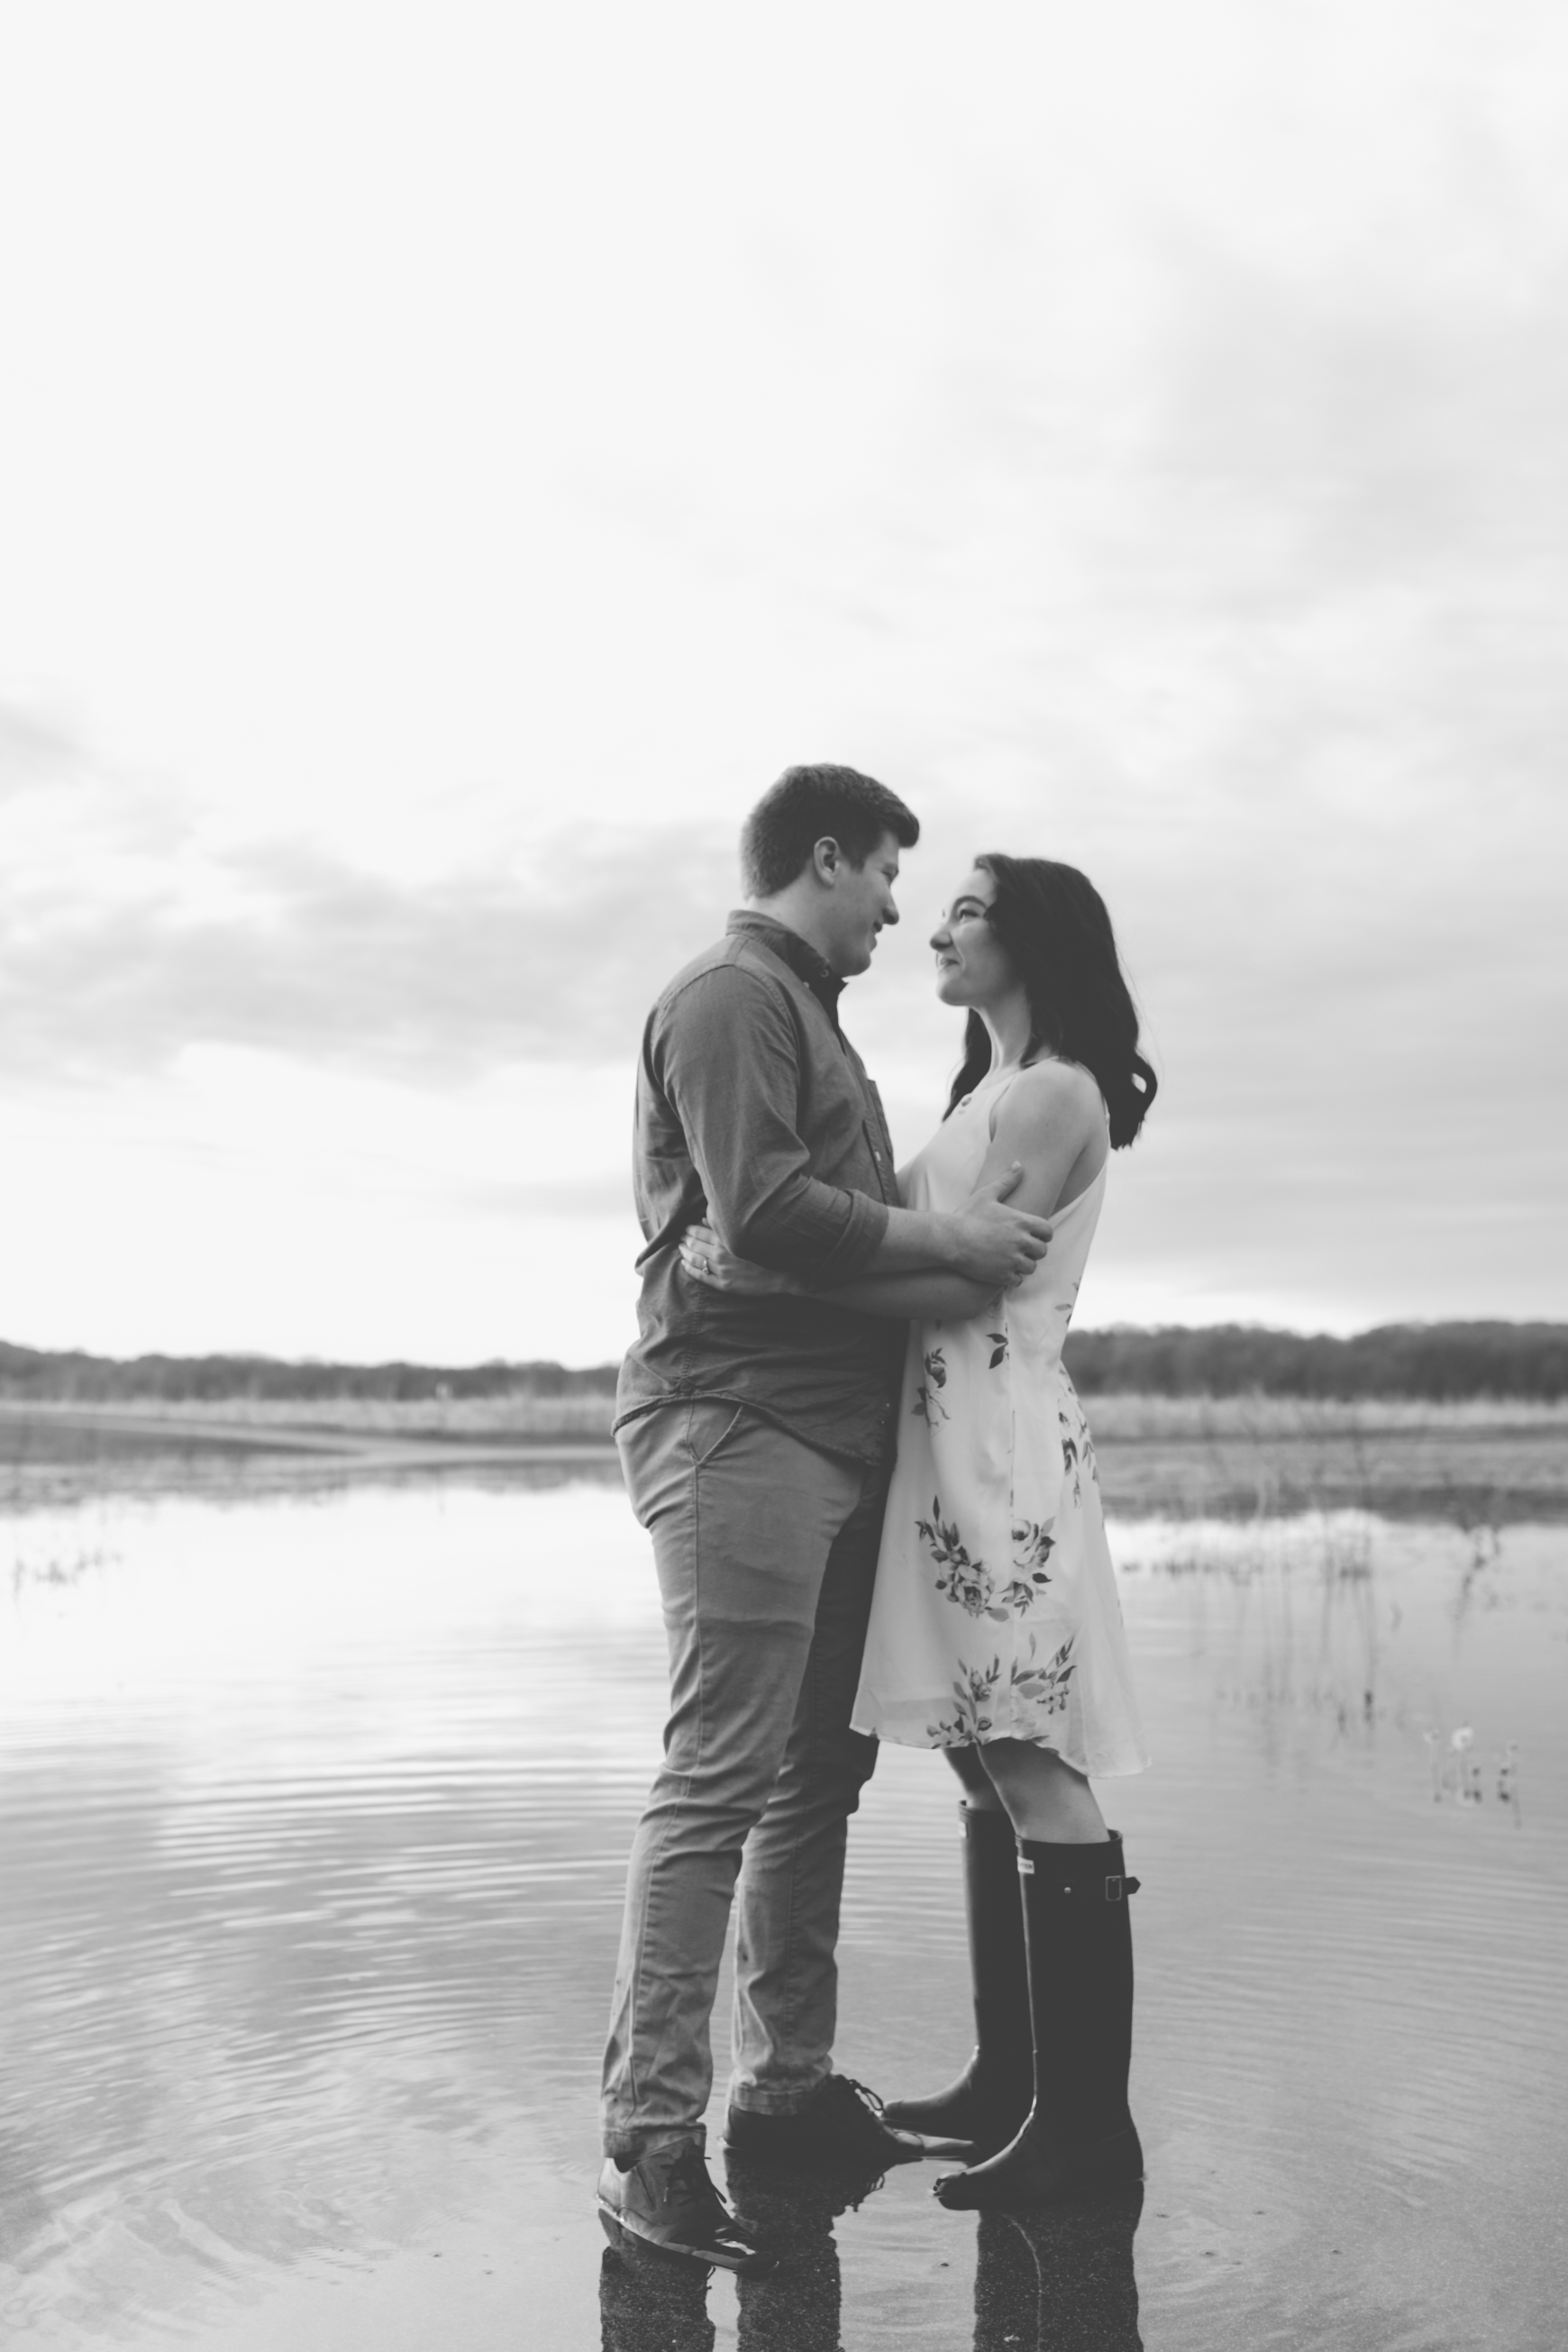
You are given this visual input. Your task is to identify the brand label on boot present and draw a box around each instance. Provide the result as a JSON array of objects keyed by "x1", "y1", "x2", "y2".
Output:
[{"x1": 1016, "y1": 1857, "x2": 1035, "y2": 1875}]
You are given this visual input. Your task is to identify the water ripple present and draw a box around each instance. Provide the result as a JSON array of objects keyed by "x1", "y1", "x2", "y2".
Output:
[{"x1": 2, "y1": 1487, "x2": 1565, "y2": 2348}]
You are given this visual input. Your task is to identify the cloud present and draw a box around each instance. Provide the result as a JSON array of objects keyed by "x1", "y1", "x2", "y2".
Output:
[
  {"x1": 0, "y1": 710, "x2": 742, "y2": 1080},
  {"x1": 0, "y1": 705, "x2": 81, "y2": 798},
  {"x1": 451, "y1": 1175, "x2": 634, "y2": 1219},
  {"x1": 5, "y1": 24, "x2": 1568, "y2": 1351}
]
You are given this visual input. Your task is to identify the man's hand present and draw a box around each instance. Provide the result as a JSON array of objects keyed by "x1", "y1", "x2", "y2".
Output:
[{"x1": 945, "y1": 1165, "x2": 1053, "y2": 1289}]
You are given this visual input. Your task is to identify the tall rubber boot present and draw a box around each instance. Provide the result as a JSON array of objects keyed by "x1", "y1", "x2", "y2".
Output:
[
  {"x1": 934, "y1": 1832, "x2": 1143, "y2": 2209},
  {"x1": 880, "y1": 1806, "x2": 1033, "y2": 2159}
]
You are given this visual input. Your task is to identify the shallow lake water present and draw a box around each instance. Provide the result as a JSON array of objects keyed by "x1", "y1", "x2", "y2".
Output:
[{"x1": 2, "y1": 1468, "x2": 1565, "y2": 2349}]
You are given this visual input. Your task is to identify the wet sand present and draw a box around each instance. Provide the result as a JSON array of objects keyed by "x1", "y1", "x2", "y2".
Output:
[{"x1": 1, "y1": 1469, "x2": 1565, "y2": 2347}]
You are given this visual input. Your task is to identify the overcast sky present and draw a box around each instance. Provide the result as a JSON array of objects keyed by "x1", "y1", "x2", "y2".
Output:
[{"x1": 2, "y1": 1, "x2": 1564, "y2": 1366}]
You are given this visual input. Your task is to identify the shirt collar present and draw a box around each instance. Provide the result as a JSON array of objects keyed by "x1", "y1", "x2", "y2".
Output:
[{"x1": 725, "y1": 911, "x2": 845, "y2": 1025}]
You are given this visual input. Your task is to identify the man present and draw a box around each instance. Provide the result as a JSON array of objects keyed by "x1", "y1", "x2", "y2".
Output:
[{"x1": 598, "y1": 763, "x2": 1053, "y2": 2273}]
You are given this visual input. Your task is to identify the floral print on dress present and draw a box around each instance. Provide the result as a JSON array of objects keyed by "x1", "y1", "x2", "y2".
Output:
[
  {"x1": 916, "y1": 1493, "x2": 996, "y2": 1618},
  {"x1": 925, "y1": 1635, "x2": 1077, "y2": 1746},
  {"x1": 1011, "y1": 1634, "x2": 1076, "y2": 1718},
  {"x1": 912, "y1": 1346, "x2": 951, "y2": 1425},
  {"x1": 918, "y1": 1494, "x2": 1052, "y2": 1623},
  {"x1": 849, "y1": 1071, "x2": 1147, "y2": 1778},
  {"x1": 1060, "y1": 1408, "x2": 1084, "y2": 1505},
  {"x1": 926, "y1": 1656, "x2": 1004, "y2": 1743},
  {"x1": 1011, "y1": 1517, "x2": 1056, "y2": 1580},
  {"x1": 1058, "y1": 1399, "x2": 1099, "y2": 1503}
]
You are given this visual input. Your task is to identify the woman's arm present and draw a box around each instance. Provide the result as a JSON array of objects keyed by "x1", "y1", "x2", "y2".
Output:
[
  {"x1": 825, "y1": 1066, "x2": 1107, "y2": 1319},
  {"x1": 675, "y1": 1226, "x2": 1000, "y2": 1321},
  {"x1": 676, "y1": 1066, "x2": 1104, "y2": 1317},
  {"x1": 977, "y1": 1062, "x2": 1108, "y2": 1221},
  {"x1": 815, "y1": 1269, "x2": 1000, "y2": 1321}
]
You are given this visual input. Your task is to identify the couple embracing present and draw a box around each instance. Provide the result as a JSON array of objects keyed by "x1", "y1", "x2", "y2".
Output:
[{"x1": 599, "y1": 764, "x2": 1157, "y2": 2275}]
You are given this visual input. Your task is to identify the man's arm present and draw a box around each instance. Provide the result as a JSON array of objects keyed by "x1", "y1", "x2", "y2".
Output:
[
  {"x1": 855, "y1": 1177, "x2": 1051, "y2": 1287},
  {"x1": 844, "y1": 1065, "x2": 1101, "y2": 1292},
  {"x1": 678, "y1": 1160, "x2": 1053, "y2": 1312},
  {"x1": 820, "y1": 1269, "x2": 1002, "y2": 1320},
  {"x1": 824, "y1": 1067, "x2": 1099, "y2": 1319},
  {"x1": 661, "y1": 969, "x2": 1054, "y2": 1291},
  {"x1": 658, "y1": 968, "x2": 889, "y2": 1283}
]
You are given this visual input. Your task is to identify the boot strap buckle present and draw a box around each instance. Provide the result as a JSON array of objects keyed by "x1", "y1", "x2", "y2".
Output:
[{"x1": 1106, "y1": 1873, "x2": 1123, "y2": 1901}]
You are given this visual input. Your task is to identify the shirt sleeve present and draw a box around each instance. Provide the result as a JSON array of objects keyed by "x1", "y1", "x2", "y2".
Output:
[{"x1": 653, "y1": 965, "x2": 889, "y2": 1283}]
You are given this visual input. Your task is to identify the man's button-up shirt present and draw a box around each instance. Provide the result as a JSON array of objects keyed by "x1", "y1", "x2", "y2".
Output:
[{"x1": 615, "y1": 911, "x2": 905, "y2": 1466}]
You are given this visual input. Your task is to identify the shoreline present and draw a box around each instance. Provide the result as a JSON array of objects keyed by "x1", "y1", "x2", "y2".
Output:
[
  {"x1": 3, "y1": 1396, "x2": 1564, "y2": 1521},
  {"x1": 5, "y1": 1390, "x2": 1566, "y2": 1435}
]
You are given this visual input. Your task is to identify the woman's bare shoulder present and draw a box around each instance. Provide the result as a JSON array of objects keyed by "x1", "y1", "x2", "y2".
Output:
[{"x1": 997, "y1": 1059, "x2": 1104, "y2": 1132}]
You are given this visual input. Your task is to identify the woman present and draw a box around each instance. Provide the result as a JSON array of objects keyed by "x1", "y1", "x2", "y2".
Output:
[{"x1": 680, "y1": 853, "x2": 1156, "y2": 2210}]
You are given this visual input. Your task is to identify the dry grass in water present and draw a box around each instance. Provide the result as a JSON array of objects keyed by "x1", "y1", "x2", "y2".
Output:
[
  {"x1": 1, "y1": 1392, "x2": 618, "y2": 1440},
  {"x1": 6, "y1": 1391, "x2": 1565, "y2": 1453},
  {"x1": 1080, "y1": 1394, "x2": 1568, "y2": 1440}
]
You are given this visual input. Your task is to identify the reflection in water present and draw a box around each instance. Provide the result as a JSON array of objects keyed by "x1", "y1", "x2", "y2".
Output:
[
  {"x1": 1117, "y1": 1506, "x2": 1557, "y2": 1785},
  {"x1": 726, "y1": 2165, "x2": 842, "y2": 2351},
  {"x1": 597, "y1": 2176, "x2": 1143, "y2": 2352},
  {"x1": 2, "y1": 1481, "x2": 1565, "y2": 2348},
  {"x1": 974, "y1": 2192, "x2": 1143, "y2": 2352},
  {"x1": 600, "y1": 2242, "x2": 716, "y2": 2352},
  {"x1": 723, "y1": 2155, "x2": 884, "y2": 2351}
]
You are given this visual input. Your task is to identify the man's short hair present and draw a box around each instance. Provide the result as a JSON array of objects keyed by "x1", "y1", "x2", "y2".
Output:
[{"x1": 741, "y1": 763, "x2": 920, "y2": 898}]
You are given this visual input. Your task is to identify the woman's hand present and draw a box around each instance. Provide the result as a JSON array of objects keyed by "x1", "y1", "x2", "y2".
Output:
[{"x1": 679, "y1": 1222, "x2": 804, "y2": 1298}]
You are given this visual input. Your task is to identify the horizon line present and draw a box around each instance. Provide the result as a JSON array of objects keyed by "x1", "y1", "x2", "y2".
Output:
[{"x1": 3, "y1": 1317, "x2": 1565, "y2": 1378}]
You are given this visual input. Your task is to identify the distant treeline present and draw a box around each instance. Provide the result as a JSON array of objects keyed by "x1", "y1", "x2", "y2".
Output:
[
  {"x1": 0, "y1": 1344, "x2": 610, "y2": 1405},
  {"x1": 2, "y1": 1322, "x2": 1565, "y2": 1403},
  {"x1": 1060, "y1": 1322, "x2": 1568, "y2": 1401}
]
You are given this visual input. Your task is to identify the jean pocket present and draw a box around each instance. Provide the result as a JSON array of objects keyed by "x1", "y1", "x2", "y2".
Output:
[{"x1": 682, "y1": 1400, "x2": 751, "y2": 1467}]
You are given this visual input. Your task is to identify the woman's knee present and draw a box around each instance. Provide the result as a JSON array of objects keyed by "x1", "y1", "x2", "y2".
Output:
[
  {"x1": 981, "y1": 1738, "x2": 1078, "y2": 1805},
  {"x1": 980, "y1": 1740, "x2": 1106, "y2": 1840},
  {"x1": 942, "y1": 1743, "x2": 1006, "y2": 1806}
]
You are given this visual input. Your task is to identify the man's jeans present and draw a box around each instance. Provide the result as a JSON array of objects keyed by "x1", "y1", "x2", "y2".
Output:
[{"x1": 603, "y1": 1399, "x2": 887, "y2": 2160}]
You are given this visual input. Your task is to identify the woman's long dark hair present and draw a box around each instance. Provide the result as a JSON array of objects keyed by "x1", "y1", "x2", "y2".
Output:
[{"x1": 943, "y1": 854, "x2": 1158, "y2": 1147}]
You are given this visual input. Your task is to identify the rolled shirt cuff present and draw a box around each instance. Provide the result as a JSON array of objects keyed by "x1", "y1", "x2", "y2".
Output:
[{"x1": 797, "y1": 1189, "x2": 889, "y2": 1289}]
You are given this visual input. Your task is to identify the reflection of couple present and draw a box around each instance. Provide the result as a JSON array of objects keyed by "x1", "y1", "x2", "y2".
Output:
[
  {"x1": 599, "y1": 764, "x2": 1157, "y2": 2277},
  {"x1": 602, "y1": 2188, "x2": 1145, "y2": 2352}
]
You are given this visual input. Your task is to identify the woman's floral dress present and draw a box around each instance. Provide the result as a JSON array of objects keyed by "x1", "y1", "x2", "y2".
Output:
[{"x1": 851, "y1": 1066, "x2": 1149, "y2": 1777}]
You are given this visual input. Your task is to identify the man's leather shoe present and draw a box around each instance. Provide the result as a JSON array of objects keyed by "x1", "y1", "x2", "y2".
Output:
[
  {"x1": 725, "y1": 2075, "x2": 926, "y2": 2170},
  {"x1": 598, "y1": 2143, "x2": 777, "y2": 2275}
]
